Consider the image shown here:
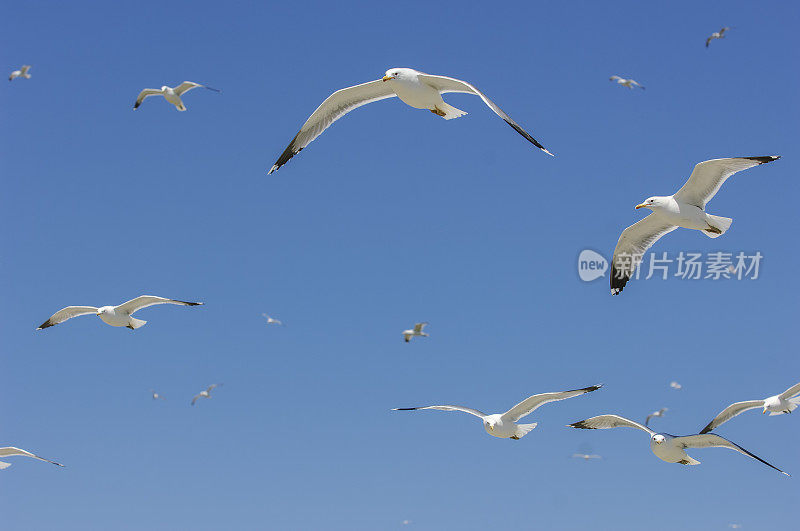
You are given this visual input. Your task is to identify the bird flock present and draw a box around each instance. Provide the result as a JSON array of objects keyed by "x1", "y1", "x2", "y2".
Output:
[{"x1": 5, "y1": 24, "x2": 794, "y2": 487}]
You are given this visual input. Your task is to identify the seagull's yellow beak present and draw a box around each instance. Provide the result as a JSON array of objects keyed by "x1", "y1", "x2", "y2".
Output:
[
  {"x1": 489, "y1": 425, "x2": 494, "y2": 431},
  {"x1": 382, "y1": 75, "x2": 392, "y2": 82},
  {"x1": 635, "y1": 203, "x2": 648, "y2": 209},
  {"x1": 763, "y1": 409, "x2": 767, "y2": 414}
]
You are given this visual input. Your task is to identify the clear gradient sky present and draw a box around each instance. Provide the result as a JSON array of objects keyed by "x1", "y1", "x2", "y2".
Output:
[{"x1": 2, "y1": 1, "x2": 799, "y2": 529}]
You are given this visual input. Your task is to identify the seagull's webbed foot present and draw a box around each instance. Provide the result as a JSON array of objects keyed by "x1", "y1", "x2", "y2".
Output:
[
  {"x1": 678, "y1": 459, "x2": 692, "y2": 465},
  {"x1": 510, "y1": 435, "x2": 520, "y2": 440},
  {"x1": 430, "y1": 107, "x2": 447, "y2": 117}
]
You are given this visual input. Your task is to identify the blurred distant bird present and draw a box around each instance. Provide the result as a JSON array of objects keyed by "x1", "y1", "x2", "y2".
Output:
[
  {"x1": 699, "y1": 381, "x2": 800, "y2": 434},
  {"x1": 134, "y1": 81, "x2": 220, "y2": 111},
  {"x1": 37, "y1": 295, "x2": 203, "y2": 331},
  {"x1": 729, "y1": 525, "x2": 742, "y2": 529},
  {"x1": 568, "y1": 414, "x2": 788, "y2": 475},
  {"x1": 9, "y1": 65, "x2": 31, "y2": 81},
  {"x1": 670, "y1": 381, "x2": 682, "y2": 390},
  {"x1": 393, "y1": 385, "x2": 602, "y2": 440},
  {"x1": 403, "y1": 322, "x2": 429, "y2": 343},
  {"x1": 572, "y1": 453, "x2": 602, "y2": 460},
  {"x1": 192, "y1": 384, "x2": 222, "y2": 406},
  {"x1": 645, "y1": 408, "x2": 668, "y2": 426},
  {"x1": 262, "y1": 313, "x2": 283, "y2": 326},
  {"x1": 706, "y1": 27, "x2": 730, "y2": 47},
  {"x1": 268, "y1": 67, "x2": 553, "y2": 174},
  {"x1": 609, "y1": 76, "x2": 644, "y2": 90},
  {"x1": 0, "y1": 447, "x2": 63, "y2": 470},
  {"x1": 150, "y1": 390, "x2": 165, "y2": 401}
]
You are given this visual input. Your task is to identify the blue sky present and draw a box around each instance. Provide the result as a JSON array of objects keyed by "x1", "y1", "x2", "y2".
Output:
[{"x1": 1, "y1": 0, "x2": 798, "y2": 529}]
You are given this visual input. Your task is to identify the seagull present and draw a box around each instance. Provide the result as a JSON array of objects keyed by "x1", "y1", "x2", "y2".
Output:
[
  {"x1": 393, "y1": 384, "x2": 602, "y2": 440},
  {"x1": 610, "y1": 156, "x2": 780, "y2": 295},
  {"x1": 9, "y1": 65, "x2": 31, "y2": 81},
  {"x1": 699, "y1": 381, "x2": 800, "y2": 434},
  {"x1": 134, "y1": 82, "x2": 220, "y2": 111},
  {"x1": 567, "y1": 414, "x2": 788, "y2": 475},
  {"x1": 609, "y1": 76, "x2": 645, "y2": 90},
  {"x1": 150, "y1": 389, "x2": 166, "y2": 401},
  {"x1": 191, "y1": 384, "x2": 222, "y2": 406},
  {"x1": 645, "y1": 407, "x2": 668, "y2": 426},
  {"x1": 670, "y1": 381, "x2": 682, "y2": 390},
  {"x1": 262, "y1": 313, "x2": 283, "y2": 326},
  {"x1": 402, "y1": 322, "x2": 429, "y2": 343},
  {"x1": 572, "y1": 453, "x2": 602, "y2": 460},
  {"x1": 37, "y1": 295, "x2": 203, "y2": 330},
  {"x1": 0, "y1": 447, "x2": 63, "y2": 470},
  {"x1": 706, "y1": 27, "x2": 731, "y2": 47},
  {"x1": 268, "y1": 67, "x2": 552, "y2": 174}
]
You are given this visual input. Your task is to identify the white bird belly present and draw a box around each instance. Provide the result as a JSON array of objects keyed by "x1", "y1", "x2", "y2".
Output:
[
  {"x1": 650, "y1": 440, "x2": 687, "y2": 463},
  {"x1": 659, "y1": 202, "x2": 709, "y2": 230},
  {"x1": 484, "y1": 420, "x2": 515, "y2": 438},
  {"x1": 391, "y1": 80, "x2": 443, "y2": 110},
  {"x1": 98, "y1": 312, "x2": 130, "y2": 327}
]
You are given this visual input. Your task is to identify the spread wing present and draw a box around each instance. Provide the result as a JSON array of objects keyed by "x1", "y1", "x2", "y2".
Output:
[
  {"x1": 502, "y1": 384, "x2": 603, "y2": 422},
  {"x1": 115, "y1": 296, "x2": 203, "y2": 315},
  {"x1": 609, "y1": 75, "x2": 622, "y2": 82},
  {"x1": 37, "y1": 306, "x2": 99, "y2": 330},
  {"x1": 134, "y1": 89, "x2": 162, "y2": 109},
  {"x1": 779, "y1": 381, "x2": 800, "y2": 400},
  {"x1": 206, "y1": 384, "x2": 221, "y2": 393},
  {"x1": 174, "y1": 81, "x2": 202, "y2": 96},
  {"x1": 673, "y1": 156, "x2": 780, "y2": 209},
  {"x1": 567, "y1": 414, "x2": 655, "y2": 436},
  {"x1": 0, "y1": 447, "x2": 63, "y2": 467},
  {"x1": 413, "y1": 322, "x2": 428, "y2": 333},
  {"x1": 191, "y1": 394, "x2": 202, "y2": 405},
  {"x1": 699, "y1": 400, "x2": 765, "y2": 433},
  {"x1": 417, "y1": 74, "x2": 553, "y2": 156},
  {"x1": 674, "y1": 434, "x2": 788, "y2": 476},
  {"x1": 268, "y1": 79, "x2": 398, "y2": 174},
  {"x1": 610, "y1": 213, "x2": 678, "y2": 295},
  {"x1": 392, "y1": 405, "x2": 487, "y2": 419}
]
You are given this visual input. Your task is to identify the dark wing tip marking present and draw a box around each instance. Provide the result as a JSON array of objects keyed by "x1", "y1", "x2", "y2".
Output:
[
  {"x1": 392, "y1": 407, "x2": 420, "y2": 411},
  {"x1": 567, "y1": 420, "x2": 596, "y2": 429},
  {"x1": 502, "y1": 119, "x2": 553, "y2": 156},
  {"x1": 568, "y1": 384, "x2": 604, "y2": 394},
  {"x1": 268, "y1": 132, "x2": 302, "y2": 174},
  {"x1": 610, "y1": 265, "x2": 629, "y2": 295},
  {"x1": 37, "y1": 320, "x2": 53, "y2": 330},
  {"x1": 175, "y1": 300, "x2": 203, "y2": 306},
  {"x1": 742, "y1": 155, "x2": 780, "y2": 164},
  {"x1": 699, "y1": 424, "x2": 713, "y2": 434}
]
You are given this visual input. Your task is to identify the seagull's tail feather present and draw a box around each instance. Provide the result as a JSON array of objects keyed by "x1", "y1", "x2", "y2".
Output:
[
  {"x1": 681, "y1": 456, "x2": 701, "y2": 465},
  {"x1": 437, "y1": 102, "x2": 468, "y2": 120},
  {"x1": 129, "y1": 317, "x2": 147, "y2": 329},
  {"x1": 703, "y1": 215, "x2": 732, "y2": 238},
  {"x1": 514, "y1": 423, "x2": 538, "y2": 439}
]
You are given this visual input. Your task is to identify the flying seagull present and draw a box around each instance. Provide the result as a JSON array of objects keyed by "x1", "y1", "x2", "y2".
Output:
[
  {"x1": 706, "y1": 27, "x2": 731, "y2": 47},
  {"x1": 568, "y1": 414, "x2": 788, "y2": 475},
  {"x1": 610, "y1": 156, "x2": 780, "y2": 295},
  {"x1": 0, "y1": 447, "x2": 63, "y2": 470},
  {"x1": 670, "y1": 381, "x2": 682, "y2": 390},
  {"x1": 37, "y1": 295, "x2": 203, "y2": 330},
  {"x1": 609, "y1": 76, "x2": 644, "y2": 90},
  {"x1": 9, "y1": 65, "x2": 31, "y2": 81},
  {"x1": 393, "y1": 384, "x2": 602, "y2": 440},
  {"x1": 262, "y1": 313, "x2": 283, "y2": 326},
  {"x1": 192, "y1": 384, "x2": 222, "y2": 406},
  {"x1": 572, "y1": 453, "x2": 602, "y2": 460},
  {"x1": 150, "y1": 389, "x2": 166, "y2": 401},
  {"x1": 645, "y1": 407, "x2": 668, "y2": 427},
  {"x1": 134, "y1": 81, "x2": 220, "y2": 111},
  {"x1": 402, "y1": 322, "x2": 429, "y2": 343},
  {"x1": 699, "y1": 381, "x2": 800, "y2": 434},
  {"x1": 268, "y1": 67, "x2": 552, "y2": 174}
]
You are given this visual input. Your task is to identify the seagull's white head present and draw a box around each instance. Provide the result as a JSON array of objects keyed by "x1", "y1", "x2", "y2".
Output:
[
  {"x1": 635, "y1": 196, "x2": 666, "y2": 211},
  {"x1": 161, "y1": 85, "x2": 169, "y2": 92},
  {"x1": 652, "y1": 434, "x2": 666, "y2": 444},
  {"x1": 96, "y1": 306, "x2": 110, "y2": 316},
  {"x1": 382, "y1": 68, "x2": 417, "y2": 82},
  {"x1": 484, "y1": 419, "x2": 496, "y2": 432}
]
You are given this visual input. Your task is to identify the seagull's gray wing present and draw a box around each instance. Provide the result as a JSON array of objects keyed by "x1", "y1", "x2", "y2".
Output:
[
  {"x1": 673, "y1": 156, "x2": 780, "y2": 209},
  {"x1": 699, "y1": 400, "x2": 766, "y2": 433},
  {"x1": 779, "y1": 381, "x2": 800, "y2": 400},
  {"x1": 567, "y1": 414, "x2": 655, "y2": 436},
  {"x1": 501, "y1": 385, "x2": 603, "y2": 422},
  {"x1": 418, "y1": 73, "x2": 553, "y2": 156},
  {"x1": 392, "y1": 405, "x2": 487, "y2": 419},
  {"x1": 173, "y1": 81, "x2": 203, "y2": 96},
  {"x1": 413, "y1": 322, "x2": 428, "y2": 334},
  {"x1": 268, "y1": 79, "x2": 398, "y2": 174},
  {"x1": 0, "y1": 447, "x2": 63, "y2": 467},
  {"x1": 115, "y1": 295, "x2": 203, "y2": 315},
  {"x1": 674, "y1": 434, "x2": 789, "y2": 476},
  {"x1": 134, "y1": 89, "x2": 162, "y2": 109},
  {"x1": 37, "y1": 306, "x2": 99, "y2": 330},
  {"x1": 610, "y1": 213, "x2": 678, "y2": 295}
]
